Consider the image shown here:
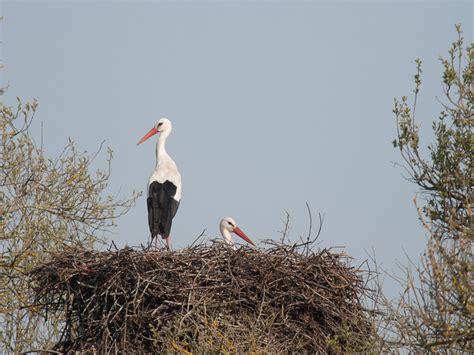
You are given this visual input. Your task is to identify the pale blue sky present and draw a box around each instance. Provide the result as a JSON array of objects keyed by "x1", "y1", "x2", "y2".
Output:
[{"x1": 1, "y1": 1, "x2": 472, "y2": 293}]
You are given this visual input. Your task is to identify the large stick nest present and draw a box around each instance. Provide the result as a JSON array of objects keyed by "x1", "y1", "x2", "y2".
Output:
[{"x1": 30, "y1": 242, "x2": 376, "y2": 353}]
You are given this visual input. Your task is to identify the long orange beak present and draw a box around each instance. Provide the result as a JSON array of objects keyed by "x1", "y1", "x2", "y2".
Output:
[
  {"x1": 137, "y1": 127, "x2": 159, "y2": 145},
  {"x1": 232, "y1": 226, "x2": 256, "y2": 246}
]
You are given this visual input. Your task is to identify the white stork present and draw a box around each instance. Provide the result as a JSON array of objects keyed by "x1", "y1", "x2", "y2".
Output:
[
  {"x1": 219, "y1": 217, "x2": 256, "y2": 248},
  {"x1": 137, "y1": 118, "x2": 181, "y2": 250}
]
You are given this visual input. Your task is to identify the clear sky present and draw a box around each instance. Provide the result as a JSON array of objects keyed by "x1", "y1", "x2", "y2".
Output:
[{"x1": 1, "y1": 1, "x2": 472, "y2": 294}]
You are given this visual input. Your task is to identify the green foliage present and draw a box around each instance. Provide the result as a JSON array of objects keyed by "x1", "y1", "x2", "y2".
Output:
[
  {"x1": 383, "y1": 25, "x2": 473, "y2": 352},
  {"x1": 0, "y1": 97, "x2": 140, "y2": 352}
]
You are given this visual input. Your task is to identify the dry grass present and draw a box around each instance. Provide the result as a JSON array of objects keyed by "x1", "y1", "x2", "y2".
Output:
[{"x1": 29, "y1": 241, "x2": 377, "y2": 353}]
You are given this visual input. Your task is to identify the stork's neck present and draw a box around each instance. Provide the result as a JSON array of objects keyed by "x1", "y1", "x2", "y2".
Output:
[
  {"x1": 220, "y1": 228, "x2": 236, "y2": 249},
  {"x1": 155, "y1": 130, "x2": 172, "y2": 168}
]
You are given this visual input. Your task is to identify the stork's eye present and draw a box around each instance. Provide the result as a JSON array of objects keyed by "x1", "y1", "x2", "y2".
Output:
[
  {"x1": 158, "y1": 122, "x2": 163, "y2": 126},
  {"x1": 228, "y1": 221, "x2": 234, "y2": 227}
]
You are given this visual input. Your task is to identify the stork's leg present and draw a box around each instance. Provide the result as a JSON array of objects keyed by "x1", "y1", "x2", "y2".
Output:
[
  {"x1": 147, "y1": 235, "x2": 153, "y2": 250},
  {"x1": 164, "y1": 235, "x2": 171, "y2": 251}
]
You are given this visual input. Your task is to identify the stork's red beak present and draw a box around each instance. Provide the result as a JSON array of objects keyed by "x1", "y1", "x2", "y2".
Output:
[
  {"x1": 137, "y1": 127, "x2": 159, "y2": 145},
  {"x1": 232, "y1": 227, "x2": 256, "y2": 246}
]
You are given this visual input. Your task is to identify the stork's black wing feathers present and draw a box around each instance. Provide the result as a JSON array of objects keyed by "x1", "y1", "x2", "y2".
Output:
[{"x1": 147, "y1": 180, "x2": 180, "y2": 239}]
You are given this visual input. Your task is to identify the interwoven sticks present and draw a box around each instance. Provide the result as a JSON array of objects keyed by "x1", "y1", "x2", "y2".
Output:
[{"x1": 30, "y1": 243, "x2": 376, "y2": 353}]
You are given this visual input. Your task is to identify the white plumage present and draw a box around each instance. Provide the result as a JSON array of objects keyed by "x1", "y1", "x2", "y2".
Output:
[{"x1": 148, "y1": 119, "x2": 182, "y2": 201}]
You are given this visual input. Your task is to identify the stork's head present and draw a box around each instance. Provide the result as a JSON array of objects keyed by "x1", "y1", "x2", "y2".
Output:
[
  {"x1": 155, "y1": 118, "x2": 172, "y2": 133},
  {"x1": 137, "y1": 117, "x2": 172, "y2": 145},
  {"x1": 219, "y1": 217, "x2": 256, "y2": 247}
]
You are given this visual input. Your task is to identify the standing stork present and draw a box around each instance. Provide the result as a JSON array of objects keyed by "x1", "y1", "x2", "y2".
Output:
[
  {"x1": 219, "y1": 217, "x2": 256, "y2": 248},
  {"x1": 137, "y1": 118, "x2": 181, "y2": 250}
]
